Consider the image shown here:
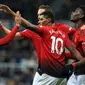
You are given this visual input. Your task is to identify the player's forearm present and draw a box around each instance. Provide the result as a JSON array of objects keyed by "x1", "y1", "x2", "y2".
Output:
[
  {"x1": 5, "y1": 8, "x2": 38, "y2": 32},
  {"x1": 1, "y1": 25, "x2": 11, "y2": 34},
  {"x1": 65, "y1": 52, "x2": 74, "y2": 59},
  {"x1": 21, "y1": 17, "x2": 38, "y2": 32},
  {"x1": 10, "y1": 12, "x2": 38, "y2": 32},
  {"x1": 0, "y1": 25, "x2": 19, "y2": 45},
  {"x1": 82, "y1": 47, "x2": 85, "y2": 55},
  {"x1": 9, "y1": 9, "x2": 16, "y2": 16},
  {"x1": 71, "y1": 49, "x2": 83, "y2": 61},
  {"x1": 8, "y1": 10, "x2": 28, "y2": 27},
  {"x1": 1, "y1": 25, "x2": 21, "y2": 40},
  {"x1": 68, "y1": 46, "x2": 83, "y2": 61}
]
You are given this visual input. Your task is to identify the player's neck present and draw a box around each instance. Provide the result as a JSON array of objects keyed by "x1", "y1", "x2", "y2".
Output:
[
  {"x1": 75, "y1": 20, "x2": 85, "y2": 29},
  {"x1": 47, "y1": 22, "x2": 53, "y2": 26}
]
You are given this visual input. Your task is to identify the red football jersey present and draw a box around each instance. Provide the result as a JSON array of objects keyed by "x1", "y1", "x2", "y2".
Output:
[
  {"x1": 38, "y1": 25, "x2": 72, "y2": 74},
  {"x1": 72, "y1": 25, "x2": 85, "y2": 56},
  {"x1": 20, "y1": 25, "x2": 73, "y2": 77},
  {"x1": 0, "y1": 26, "x2": 19, "y2": 45},
  {"x1": 53, "y1": 23, "x2": 75, "y2": 35},
  {"x1": 20, "y1": 29, "x2": 42, "y2": 64}
]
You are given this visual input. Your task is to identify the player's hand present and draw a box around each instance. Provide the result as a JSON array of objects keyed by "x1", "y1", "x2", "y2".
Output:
[
  {"x1": 15, "y1": 11, "x2": 21, "y2": 27},
  {"x1": 0, "y1": 21, "x2": 4, "y2": 31},
  {"x1": 0, "y1": 4, "x2": 12, "y2": 14}
]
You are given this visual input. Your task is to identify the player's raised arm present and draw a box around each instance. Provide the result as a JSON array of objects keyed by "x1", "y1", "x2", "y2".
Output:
[
  {"x1": 0, "y1": 11, "x2": 21, "y2": 45},
  {"x1": 0, "y1": 4, "x2": 15, "y2": 16},
  {"x1": 0, "y1": 4, "x2": 38, "y2": 32}
]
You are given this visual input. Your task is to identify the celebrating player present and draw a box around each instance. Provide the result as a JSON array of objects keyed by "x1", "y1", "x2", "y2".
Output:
[
  {"x1": 67, "y1": 5, "x2": 85, "y2": 85},
  {"x1": 0, "y1": 4, "x2": 85, "y2": 85}
]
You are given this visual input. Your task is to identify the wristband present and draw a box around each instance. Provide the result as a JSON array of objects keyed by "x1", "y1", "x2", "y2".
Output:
[{"x1": 72, "y1": 63, "x2": 76, "y2": 69}]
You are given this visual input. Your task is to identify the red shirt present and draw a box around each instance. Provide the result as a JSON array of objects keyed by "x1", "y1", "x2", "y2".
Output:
[
  {"x1": 73, "y1": 25, "x2": 85, "y2": 56},
  {"x1": 38, "y1": 25, "x2": 72, "y2": 73},
  {"x1": 0, "y1": 26, "x2": 19, "y2": 45},
  {"x1": 53, "y1": 23, "x2": 75, "y2": 35},
  {"x1": 20, "y1": 24, "x2": 73, "y2": 76},
  {"x1": 20, "y1": 29, "x2": 42, "y2": 64},
  {"x1": 53, "y1": 23, "x2": 75, "y2": 59}
]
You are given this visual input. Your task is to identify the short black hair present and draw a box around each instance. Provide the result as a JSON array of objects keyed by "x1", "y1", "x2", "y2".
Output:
[
  {"x1": 40, "y1": 11, "x2": 55, "y2": 23},
  {"x1": 79, "y1": 5, "x2": 85, "y2": 21},
  {"x1": 39, "y1": 5, "x2": 53, "y2": 12}
]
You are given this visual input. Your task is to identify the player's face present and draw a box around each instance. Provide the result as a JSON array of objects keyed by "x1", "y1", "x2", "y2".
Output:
[
  {"x1": 71, "y1": 8, "x2": 84, "y2": 22},
  {"x1": 38, "y1": 14, "x2": 50, "y2": 26}
]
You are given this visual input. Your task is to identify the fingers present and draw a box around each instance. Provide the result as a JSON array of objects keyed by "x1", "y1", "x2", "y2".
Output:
[
  {"x1": 0, "y1": 4, "x2": 6, "y2": 12},
  {"x1": 0, "y1": 4, "x2": 10, "y2": 13},
  {"x1": 0, "y1": 4, "x2": 4, "y2": 11},
  {"x1": 15, "y1": 11, "x2": 21, "y2": 27},
  {"x1": 0, "y1": 4, "x2": 7, "y2": 7},
  {"x1": 0, "y1": 4, "x2": 5, "y2": 8},
  {"x1": 15, "y1": 11, "x2": 21, "y2": 20},
  {"x1": 16, "y1": 11, "x2": 21, "y2": 17}
]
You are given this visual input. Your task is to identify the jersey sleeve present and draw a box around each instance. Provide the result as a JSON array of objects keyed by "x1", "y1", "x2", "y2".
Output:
[
  {"x1": 79, "y1": 36, "x2": 85, "y2": 50},
  {"x1": 64, "y1": 34, "x2": 72, "y2": 47},
  {"x1": 38, "y1": 25, "x2": 48, "y2": 34},
  {"x1": 59, "y1": 24, "x2": 75, "y2": 35},
  {"x1": 79, "y1": 29, "x2": 85, "y2": 50},
  {"x1": 20, "y1": 29, "x2": 34, "y2": 39},
  {"x1": 0, "y1": 26, "x2": 19, "y2": 45}
]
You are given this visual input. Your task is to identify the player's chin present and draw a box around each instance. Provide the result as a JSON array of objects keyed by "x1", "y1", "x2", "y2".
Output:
[{"x1": 70, "y1": 19, "x2": 77, "y2": 23}]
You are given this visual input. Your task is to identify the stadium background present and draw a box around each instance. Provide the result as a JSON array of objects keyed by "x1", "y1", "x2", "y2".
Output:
[{"x1": 0, "y1": 0, "x2": 85, "y2": 85}]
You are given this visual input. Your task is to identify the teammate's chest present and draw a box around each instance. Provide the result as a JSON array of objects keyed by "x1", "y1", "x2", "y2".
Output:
[{"x1": 73, "y1": 29, "x2": 81, "y2": 45}]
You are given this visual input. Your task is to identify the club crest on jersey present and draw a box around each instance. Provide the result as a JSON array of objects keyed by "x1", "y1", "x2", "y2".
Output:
[{"x1": 49, "y1": 30, "x2": 65, "y2": 38}]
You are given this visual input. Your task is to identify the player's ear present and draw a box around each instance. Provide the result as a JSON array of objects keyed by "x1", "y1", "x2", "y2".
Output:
[
  {"x1": 47, "y1": 18, "x2": 51, "y2": 23},
  {"x1": 79, "y1": 14, "x2": 84, "y2": 18}
]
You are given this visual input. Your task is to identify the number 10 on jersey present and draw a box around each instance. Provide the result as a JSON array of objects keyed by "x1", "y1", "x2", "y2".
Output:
[{"x1": 51, "y1": 36, "x2": 64, "y2": 55}]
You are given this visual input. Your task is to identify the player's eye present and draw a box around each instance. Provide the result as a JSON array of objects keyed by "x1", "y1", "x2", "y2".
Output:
[{"x1": 39, "y1": 18, "x2": 43, "y2": 21}]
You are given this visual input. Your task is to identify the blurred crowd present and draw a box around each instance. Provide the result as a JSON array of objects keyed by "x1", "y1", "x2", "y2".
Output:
[{"x1": 0, "y1": 37, "x2": 37, "y2": 85}]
